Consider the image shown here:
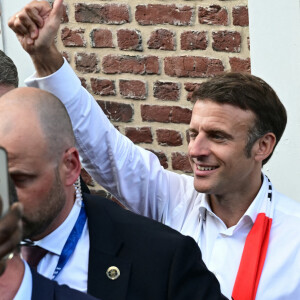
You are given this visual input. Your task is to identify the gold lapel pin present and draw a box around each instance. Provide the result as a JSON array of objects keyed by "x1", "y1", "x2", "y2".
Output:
[{"x1": 106, "y1": 266, "x2": 120, "y2": 280}]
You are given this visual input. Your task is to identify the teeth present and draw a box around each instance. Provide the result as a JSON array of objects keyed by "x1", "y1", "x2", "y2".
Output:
[{"x1": 197, "y1": 166, "x2": 216, "y2": 171}]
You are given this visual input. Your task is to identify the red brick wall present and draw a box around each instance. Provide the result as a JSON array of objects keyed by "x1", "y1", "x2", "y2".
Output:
[{"x1": 57, "y1": 0, "x2": 250, "y2": 181}]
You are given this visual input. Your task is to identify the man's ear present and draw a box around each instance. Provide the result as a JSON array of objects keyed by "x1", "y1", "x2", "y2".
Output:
[
  {"x1": 61, "y1": 147, "x2": 81, "y2": 187},
  {"x1": 253, "y1": 133, "x2": 276, "y2": 163}
]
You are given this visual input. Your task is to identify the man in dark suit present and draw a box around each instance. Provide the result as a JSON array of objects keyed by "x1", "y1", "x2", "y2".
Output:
[{"x1": 0, "y1": 86, "x2": 225, "y2": 299}]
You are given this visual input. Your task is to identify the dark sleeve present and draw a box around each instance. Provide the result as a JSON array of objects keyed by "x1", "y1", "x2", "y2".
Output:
[
  {"x1": 167, "y1": 236, "x2": 228, "y2": 300},
  {"x1": 31, "y1": 268, "x2": 99, "y2": 300}
]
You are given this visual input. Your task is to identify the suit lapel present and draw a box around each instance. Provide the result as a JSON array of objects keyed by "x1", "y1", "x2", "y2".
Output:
[{"x1": 84, "y1": 195, "x2": 131, "y2": 300}]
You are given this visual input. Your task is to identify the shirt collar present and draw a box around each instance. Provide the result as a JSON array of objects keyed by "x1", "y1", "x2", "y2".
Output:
[{"x1": 198, "y1": 173, "x2": 270, "y2": 226}]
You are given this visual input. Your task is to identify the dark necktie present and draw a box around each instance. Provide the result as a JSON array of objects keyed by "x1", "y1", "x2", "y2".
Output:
[{"x1": 21, "y1": 245, "x2": 48, "y2": 269}]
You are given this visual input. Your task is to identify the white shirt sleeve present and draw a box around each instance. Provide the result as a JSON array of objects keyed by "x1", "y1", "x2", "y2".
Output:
[
  {"x1": 13, "y1": 260, "x2": 33, "y2": 300},
  {"x1": 25, "y1": 60, "x2": 195, "y2": 223}
]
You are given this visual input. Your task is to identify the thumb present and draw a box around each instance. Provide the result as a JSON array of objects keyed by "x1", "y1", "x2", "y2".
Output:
[{"x1": 50, "y1": 0, "x2": 64, "y2": 22}]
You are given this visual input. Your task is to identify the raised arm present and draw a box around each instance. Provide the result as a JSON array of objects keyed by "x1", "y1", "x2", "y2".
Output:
[{"x1": 8, "y1": 0, "x2": 196, "y2": 224}]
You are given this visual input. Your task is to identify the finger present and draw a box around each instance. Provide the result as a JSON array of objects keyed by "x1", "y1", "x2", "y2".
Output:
[
  {"x1": 8, "y1": 15, "x2": 29, "y2": 36},
  {"x1": 0, "y1": 225, "x2": 22, "y2": 259},
  {"x1": 0, "y1": 203, "x2": 23, "y2": 245}
]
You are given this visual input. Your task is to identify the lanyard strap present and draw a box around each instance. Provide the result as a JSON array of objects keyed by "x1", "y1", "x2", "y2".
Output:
[{"x1": 52, "y1": 203, "x2": 87, "y2": 280}]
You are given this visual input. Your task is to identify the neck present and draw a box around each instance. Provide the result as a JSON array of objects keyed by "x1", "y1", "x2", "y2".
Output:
[{"x1": 209, "y1": 174, "x2": 263, "y2": 228}]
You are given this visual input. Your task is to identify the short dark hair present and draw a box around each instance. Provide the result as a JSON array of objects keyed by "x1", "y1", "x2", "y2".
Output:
[
  {"x1": 0, "y1": 50, "x2": 19, "y2": 88},
  {"x1": 191, "y1": 72, "x2": 287, "y2": 165}
]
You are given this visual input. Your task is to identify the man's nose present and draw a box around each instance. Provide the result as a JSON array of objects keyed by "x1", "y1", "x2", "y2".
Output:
[{"x1": 188, "y1": 134, "x2": 211, "y2": 158}]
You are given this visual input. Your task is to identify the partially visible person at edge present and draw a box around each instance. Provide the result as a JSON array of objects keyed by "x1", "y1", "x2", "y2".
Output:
[
  {"x1": 9, "y1": 0, "x2": 300, "y2": 299},
  {"x1": 0, "y1": 177, "x2": 98, "y2": 300}
]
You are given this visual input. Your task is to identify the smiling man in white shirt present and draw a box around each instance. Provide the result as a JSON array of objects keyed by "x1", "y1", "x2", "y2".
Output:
[{"x1": 9, "y1": 0, "x2": 300, "y2": 299}]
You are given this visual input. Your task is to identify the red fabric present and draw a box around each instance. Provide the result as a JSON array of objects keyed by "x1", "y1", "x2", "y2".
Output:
[{"x1": 231, "y1": 213, "x2": 272, "y2": 300}]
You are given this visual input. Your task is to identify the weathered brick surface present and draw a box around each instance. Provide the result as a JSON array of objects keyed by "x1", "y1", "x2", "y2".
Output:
[
  {"x1": 229, "y1": 57, "x2": 251, "y2": 72},
  {"x1": 153, "y1": 81, "x2": 180, "y2": 101},
  {"x1": 91, "y1": 29, "x2": 114, "y2": 48},
  {"x1": 102, "y1": 55, "x2": 160, "y2": 75},
  {"x1": 147, "y1": 149, "x2": 168, "y2": 169},
  {"x1": 232, "y1": 6, "x2": 249, "y2": 26},
  {"x1": 181, "y1": 31, "x2": 207, "y2": 50},
  {"x1": 75, "y1": 3, "x2": 130, "y2": 24},
  {"x1": 212, "y1": 31, "x2": 241, "y2": 52},
  {"x1": 147, "y1": 29, "x2": 175, "y2": 51},
  {"x1": 164, "y1": 56, "x2": 224, "y2": 78},
  {"x1": 119, "y1": 80, "x2": 147, "y2": 100},
  {"x1": 97, "y1": 100, "x2": 133, "y2": 122},
  {"x1": 91, "y1": 78, "x2": 116, "y2": 96},
  {"x1": 156, "y1": 129, "x2": 183, "y2": 146},
  {"x1": 58, "y1": 0, "x2": 250, "y2": 178},
  {"x1": 141, "y1": 105, "x2": 191, "y2": 124},
  {"x1": 198, "y1": 5, "x2": 228, "y2": 26},
  {"x1": 171, "y1": 152, "x2": 192, "y2": 173},
  {"x1": 75, "y1": 53, "x2": 99, "y2": 73},
  {"x1": 125, "y1": 127, "x2": 153, "y2": 143},
  {"x1": 136, "y1": 4, "x2": 194, "y2": 26},
  {"x1": 117, "y1": 29, "x2": 142, "y2": 51},
  {"x1": 61, "y1": 28, "x2": 86, "y2": 47}
]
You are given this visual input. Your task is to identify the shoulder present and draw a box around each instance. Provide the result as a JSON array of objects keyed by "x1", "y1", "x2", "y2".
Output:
[{"x1": 83, "y1": 193, "x2": 200, "y2": 250}]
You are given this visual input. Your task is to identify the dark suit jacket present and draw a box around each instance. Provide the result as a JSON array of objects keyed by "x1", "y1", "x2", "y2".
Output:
[
  {"x1": 84, "y1": 194, "x2": 227, "y2": 300},
  {"x1": 31, "y1": 268, "x2": 98, "y2": 300}
]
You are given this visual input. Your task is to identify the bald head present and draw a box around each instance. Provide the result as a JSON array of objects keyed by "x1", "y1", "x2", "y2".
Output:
[{"x1": 0, "y1": 87, "x2": 75, "y2": 162}]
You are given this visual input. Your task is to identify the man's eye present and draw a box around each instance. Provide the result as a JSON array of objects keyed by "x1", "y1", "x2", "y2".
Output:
[{"x1": 188, "y1": 132, "x2": 197, "y2": 139}]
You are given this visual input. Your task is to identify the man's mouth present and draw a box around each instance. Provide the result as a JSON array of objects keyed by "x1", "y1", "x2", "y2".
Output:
[{"x1": 196, "y1": 166, "x2": 218, "y2": 171}]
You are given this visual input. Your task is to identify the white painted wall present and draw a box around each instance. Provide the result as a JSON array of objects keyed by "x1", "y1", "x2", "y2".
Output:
[
  {"x1": 249, "y1": 0, "x2": 300, "y2": 201},
  {"x1": 0, "y1": 0, "x2": 35, "y2": 86}
]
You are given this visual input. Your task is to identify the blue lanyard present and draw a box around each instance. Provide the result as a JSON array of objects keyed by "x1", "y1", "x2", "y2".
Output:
[{"x1": 52, "y1": 203, "x2": 87, "y2": 280}]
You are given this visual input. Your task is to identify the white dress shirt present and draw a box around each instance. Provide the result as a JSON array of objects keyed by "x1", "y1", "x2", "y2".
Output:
[
  {"x1": 26, "y1": 59, "x2": 300, "y2": 299},
  {"x1": 23, "y1": 199, "x2": 90, "y2": 292}
]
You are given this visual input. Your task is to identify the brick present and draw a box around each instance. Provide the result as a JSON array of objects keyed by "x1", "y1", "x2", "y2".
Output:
[
  {"x1": 117, "y1": 29, "x2": 142, "y2": 51},
  {"x1": 184, "y1": 82, "x2": 202, "y2": 101},
  {"x1": 61, "y1": 28, "x2": 86, "y2": 47},
  {"x1": 61, "y1": 51, "x2": 70, "y2": 63},
  {"x1": 75, "y1": 4, "x2": 130, "y2": 24},
  {"x1": 97, "y1": 100, "x2": 133, "y2": 122},
  {"x1": 172, "y1": 152, "x2": 192, "y2": 173},
  {"x1": 75, "y1": 53, "x2": 99, "y2": 73},
  {"x1": 125, "y1": 127, "x2": 153, "y2": 143},
  {"x1": 229, "y1": 57, "x2": 251, "y2": 73},
  {"x1": 232, "y1": 6, "x2": 249, "y2": 26},
  {"x1": 79, "y1": 77, "x2": 88, "y2": 89},
  {"x1": 153, "y1": 81, "x2": 180, "y2": 101},
  {"x1": 91, "y1": 78, "x2": 116, "y2": 96},
  {"x1": 136, "y1": 4, "x2": 194, "y2": 26},
  {"x1": 141, "y1": 105, "x2": 191, "y2": 124},
  {"x1": 91, "y1": 29, "x2": 114, "y2": 48},
  {"x1": 141, "y1": 105, "x2": 171, "y2": 123},
  {"x1": 156, "y1": 129, "x2": 183, "y2": 146},
  {"x1": 181, "y1": 31, "x2": 207, "y2": 50},
  {"x1": 164, "y1": 56, "x2": 224, "y2": 78},
  {"x1": 147, "y1": 29, "x2": 175, "y2": 51},
  {"x1": 146, "y1": 149, "x2": 168, "y2": 169},
  {"x1": 102, "y1": 55, "x2": 160, "y2": 75},
  {"x1": 212, "y1": 31, "x2": 241, "y2": 53},
  {"x1": 198, "y1": 5, "x2": 228, "y2": 26},
  {"x1": 119, "y1": 80, "x2": 147, "y2": 100},
  {"x1": 171, "y1": 106, "x2": 192, "y2": 124},
  {"x1": 62, "y1": 4, "x2": 69, "y2": 23}
]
